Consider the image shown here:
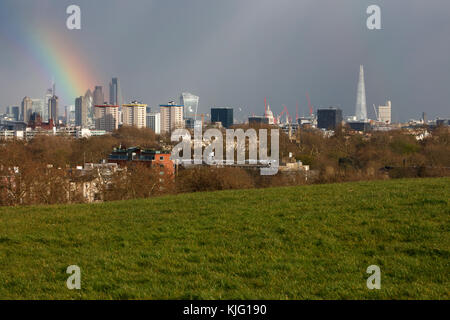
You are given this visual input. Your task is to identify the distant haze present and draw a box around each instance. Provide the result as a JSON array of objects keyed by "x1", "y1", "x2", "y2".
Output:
[{"x1": 0, "y1": 0, "x2": 449, "y2": 122}]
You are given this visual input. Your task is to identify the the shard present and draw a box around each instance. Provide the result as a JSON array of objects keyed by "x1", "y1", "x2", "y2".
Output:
[{"x1": 355, "y1": 65, "x2": 367, "y2": 121}]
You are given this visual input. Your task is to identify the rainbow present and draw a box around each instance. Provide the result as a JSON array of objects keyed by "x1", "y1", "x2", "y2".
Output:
[{"x1": 1, "y1": 23, "x2": 97, "y2": 104}]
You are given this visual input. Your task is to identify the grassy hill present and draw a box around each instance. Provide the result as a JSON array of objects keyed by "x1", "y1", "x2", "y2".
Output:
[{"x1": 0, "y1": 178, "x2": 449, "y2": 299}]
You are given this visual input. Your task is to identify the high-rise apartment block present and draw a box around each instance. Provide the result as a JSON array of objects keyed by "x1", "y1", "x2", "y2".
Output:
[
  {"x1": 122, "y1": 102, "x2": 147, "y2": 128},
  {"x1": 160, "y1": 102, "x2": 184, "y2": 134},
  {"x1": 146, "y1": 112, "x2": 161, "y2": 134},
  {"x1": 94, "y1": 104, "x2": 119, "y2": 132}
]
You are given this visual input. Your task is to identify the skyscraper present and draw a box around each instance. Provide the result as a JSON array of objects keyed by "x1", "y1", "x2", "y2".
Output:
[
  {"x1": 75, "y1": 96, "x2": 87, "y2": 127},
  {"x1": 355, "y1": 65, "x2": 367, "y2": 121},
  {"x1": 109, "y1": 78, "x2": 122, "y2": 106},
  {"x1": 160, "y1": 102, "x2": 184, "y2": 134},
  {"x1": 180, "y1": 92, "x2": 199, "y2": 118},
  {"x1": 11, "y1": 106, "x2": 20, "y2": 121},
  {"x1": 44, "y1": 87, "x2": 53, "y2": 122},
  {"x1": 84, "y1": 89, "x2": 94, "y2": 128},
  {"x1": 21, "y1": 97, "x2": 32, "y2": 123},
  {"x1": 48, "y1": 95, "x2": 59, "y2": 125},
  {"x1": 122, "y1": 101, "x2": 147, "y2": 128},
  {"x1": 93, "y1": 86, "x2": 105, "y2": 106},
  {"x1": 31, "y1": 99, "x2": 45, "y2": 120}
]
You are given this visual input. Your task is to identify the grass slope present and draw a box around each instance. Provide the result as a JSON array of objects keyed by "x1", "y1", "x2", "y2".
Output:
[{"x1": 0, "y1": 178, "x2": 449, "y2": 299}]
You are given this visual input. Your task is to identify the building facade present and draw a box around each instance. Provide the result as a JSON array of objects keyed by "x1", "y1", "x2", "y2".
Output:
[
  {"x1": 31, "y1": 99, "x2": 45, "y2": 121},
  {"x1": 355, "y1": 65, "x2": 368, "y2": 121},
  {"x1": 160, "y1": 103, "x2": 184, "y2": 134},
  {"x1": 378, "y1": 100, "x2": 392, "y2": 124},
  {"x1": 93, "y1": 86, "x2": 105, "y2": 106},
  {"x1": 94, "y1": 104, "x2": 119, "y2": 132},
  {"x1": 317, "y1": 108, "x2": 343, "y2": 130},
  {"x1": 108, "y1": 147, "x2": 175, "y2": 176},
  {"x1": 21, "y1": 97, "x2": 32, "y2": 123},
  {"x1": 75, "y1": 96, "x2": 87, "y2": 127},
  {"x1": 248, "y1": 116, "x2": 269, "y2": 125},
  {"x1": 44, "y1": 87, "x2": 53, "y2": 122},
  {"x1": 109, "y1": 78, "x2": 122, "y2": 106},
  {"x1": 48, "y1": 95, "x2": 58, "y2": 124},
  {"x1": 180, "y1": 92, "x2": 199, "y2": 119},
  {"x1": 11, "y1": 106, "x2": 20, "y2": 121},
  {"x1": 75, "y1": 91, "x2": 95, "y2": 128},
  {"x1": 122, "y1": 102, "x2": 147, "y2": 128},
  {"x1": 146, "y1": 112, "x2": 161, "y2": 134},
  {"x1": 211, "y1": 107, "x2": 234, "y2": 128}
]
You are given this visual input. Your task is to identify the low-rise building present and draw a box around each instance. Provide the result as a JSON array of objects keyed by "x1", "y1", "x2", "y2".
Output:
[{"x1": 108, "y1": 147, "x2": 174, "y2": 176}]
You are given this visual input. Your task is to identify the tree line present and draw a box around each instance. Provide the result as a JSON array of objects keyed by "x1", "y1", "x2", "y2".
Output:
[{"x1": 0, "y1": 125, "x2": 448, "y2": 206}]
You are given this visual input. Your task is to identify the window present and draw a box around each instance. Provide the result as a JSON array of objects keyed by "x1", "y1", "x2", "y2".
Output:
[{"x1": 159, "y1": 156, "x2": 164, "y2": 160}]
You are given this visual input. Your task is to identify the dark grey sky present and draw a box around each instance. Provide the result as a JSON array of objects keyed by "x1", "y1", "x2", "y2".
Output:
[{"x1": 0, "y1": 0, "x2": 449, "y2": 121}]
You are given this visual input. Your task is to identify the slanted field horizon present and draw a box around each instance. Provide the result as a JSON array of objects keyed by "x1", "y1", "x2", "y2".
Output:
[{"x1": 0, "y1": 178, "x2": 449, "y2": 299}]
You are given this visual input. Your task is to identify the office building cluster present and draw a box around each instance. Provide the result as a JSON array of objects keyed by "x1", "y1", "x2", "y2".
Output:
[
  {"x1": 0, "y1": 75, "x2": 239, "y2": 139},
  {"x1": 2, "y1": 66, "x2": 448, "y2": 139}
]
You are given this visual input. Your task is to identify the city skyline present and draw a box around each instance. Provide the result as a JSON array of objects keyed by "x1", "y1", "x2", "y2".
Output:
[{"x1": 1, "y1": 0, "x2": 450, "y2": 122}]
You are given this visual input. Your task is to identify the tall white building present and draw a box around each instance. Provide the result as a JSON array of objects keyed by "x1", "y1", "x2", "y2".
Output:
[
  {"x1": 146, "y1": 112, "x2": 161, "y2": 134},
  {"x1": 122, "y1": 102, "x2": 147, "y2": 128},
  {"x1": 160, "y1": 102, "x2": 184, "y2": 134},
  {"x1": 95, "y1": 104, "x2": 119, "y2": 132},
  {"x1": 378, "y1": 100, "x2": 392, "y2": 124}
]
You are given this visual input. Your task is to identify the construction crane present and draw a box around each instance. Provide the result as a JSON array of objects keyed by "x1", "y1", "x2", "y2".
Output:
[
  {"x1": 306, "y1": 92, "x2": 313, "y2": 117},
  {"x1": 373, "y1": 104, "x2": 379, "y2": 121},
  {"x1": 277, "y1": 105, "x2": 292, "y2": 124},
  {"x1": 198, "y1": 113, "x2": 209, "y2": 127},
  {"x1": 264, "y1": 97, "x2": 268, "y2": 117}
]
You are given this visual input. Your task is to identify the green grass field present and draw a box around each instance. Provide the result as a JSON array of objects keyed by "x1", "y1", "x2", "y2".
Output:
[{"x1": 0, "y1": 178, "x2": 449, "y2": 299}]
